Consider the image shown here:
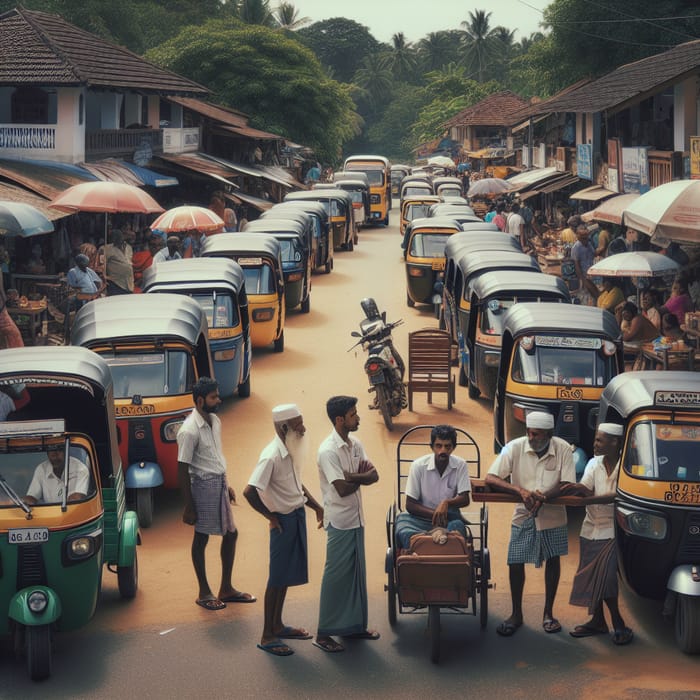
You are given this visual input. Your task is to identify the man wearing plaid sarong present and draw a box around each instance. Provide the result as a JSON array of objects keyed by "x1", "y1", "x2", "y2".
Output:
[{"x1": 486, "y1": 411, "x2": 575, "y2": 637}]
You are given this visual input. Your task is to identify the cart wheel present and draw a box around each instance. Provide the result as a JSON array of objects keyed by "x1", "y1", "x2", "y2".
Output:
[
  {"x1": 676, "y1": 594, "x2": 700, "y2": 653},
  {"x1": 26, "y1": 625, "x2": 52, "y2": 681},
  {"x1": 118, "y1": 549, "x2": 139, "y2": 600},
  {"x1": 429, "y1": 605, "x2": 441, "y2": 663},
  {"x1": 387, "y1": 570, "x2": 397, "y2": 626},
  {"x1": 135, "y1": 487, "x2": 154, "y2": 528}
]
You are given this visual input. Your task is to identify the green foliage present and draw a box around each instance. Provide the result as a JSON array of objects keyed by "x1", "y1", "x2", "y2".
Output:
[{"x1": 146, "y1": 20, "x2": 359, "y2": 162}]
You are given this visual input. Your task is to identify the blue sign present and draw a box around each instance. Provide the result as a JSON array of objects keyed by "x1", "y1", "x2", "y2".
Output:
[{"x1": 576, "y1": 144, "x2": 592, "y2": 181}]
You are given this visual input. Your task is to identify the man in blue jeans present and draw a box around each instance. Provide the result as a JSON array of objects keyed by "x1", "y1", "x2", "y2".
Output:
[{"x1": 395, "y1": 424, "x2": 471, "y2": 549}]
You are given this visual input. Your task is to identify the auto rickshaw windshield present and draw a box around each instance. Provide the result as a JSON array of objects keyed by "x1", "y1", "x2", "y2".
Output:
[
  {"x1": 278, "y1": 239, "x2": 303, "y2": 263},
  {"x1": 406, "y1": 203, "x2": 433, "y2": 221},
  {"x1": 191, "y1": 292, "x2": 238, "y2": 329},
  {"x1": 102, "y1": 350, "x2": 194, "y2": 398},
  {"x1": 242, "y1": 264, "x2": 275, "y2": 294},
  {"x1": 624, "y1": 420, "x2": 700, "y2": 484},
  {"x1": 511, "y1": 337, "x2": 615, "y2": 387},
  {"x1": 409, "y1": 232, "x2": 451, "y2": 257}
]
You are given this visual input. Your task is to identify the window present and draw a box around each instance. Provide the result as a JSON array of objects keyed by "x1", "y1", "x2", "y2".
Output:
[
  {"x1": 409, "y1": 233, "x2": 451, "y2": 258},
  {"x1": 11, "y1": 87, "x2": 49, "y2": 124},
  {"x1": 242, "y1": 264, "x2": 275, "y2": 294},
  {"x1": 192, "y1": 292, "x2": 238, "y2": 328},
  {"x1": 102, "y1": 350, "x2": 195, "y2": 397}
]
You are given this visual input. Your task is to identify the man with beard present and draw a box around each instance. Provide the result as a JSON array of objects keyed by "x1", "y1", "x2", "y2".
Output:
[
  {"x1": 393, "y1": 424, "x2": 471, "y2": 551},
  {"x1": 177, "y1": 377, "x2": 256, "y2": 611},
  {"x1": 313, "y1": 396, "x2": 380, "y2": 653},
  {"x1": 485, "y1": 412, "x2": 575, "y2": 637},
  {"x1": 244, "y1": 404, "x2": 324, "y2": 657}
]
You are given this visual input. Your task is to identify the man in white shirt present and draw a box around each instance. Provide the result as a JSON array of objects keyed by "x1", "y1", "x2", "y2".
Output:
[
  {"x1": 560, "y1": 423, "x2": 632, "y2": 645},
  {"x1": 24, "y1": 445, "x2": 90, "y2": 504},
  {"x1": 485, "y1": 411, "x2": 575, "y2": 637},
  {"x1": 152, "y1": 236, "x2": 182, "y2": 263},
  {"x1": 177, "y1": 376, "x2": 255, "y2": 612},
  {"x1": 244, "y1": 404, "x2": 323, "y2": 657},
  {"x1": 505, "y1": 202, "x2": 527, "y2": 250},
  {"x1": 313, "y1": 396, "x2": 380, "y2": 653},
  {"x1": 394, "y1": 424, "x2": 471, "y2": 549}
]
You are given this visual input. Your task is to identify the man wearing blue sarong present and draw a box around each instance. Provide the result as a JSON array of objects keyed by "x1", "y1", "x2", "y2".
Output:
[
  {"x1": 313, "y1": 396, "x2": 380, "y2": 653},
  {"x1": 244, "y1": 404, "x2": 323, "y2": 657}
]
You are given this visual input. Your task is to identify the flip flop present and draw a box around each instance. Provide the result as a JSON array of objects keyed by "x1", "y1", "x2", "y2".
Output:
[
  {"x1": 312, "y1": 638, "x2": 345, "y2": 653},
  {"x1": 342, "y1": 630, "x2": 380, "y2": 640},
  {"x1": 569, "y1": 623, "x2": 609, "y2": 638},
  {"x1": 543, "y1": 618, "x2": 562, "y2": 634},
  {"x1": 257, "y1": 641, "x2": 294, "y2": 656},
  {"x1": 611, "y1": 627, "x2": 634, "y2": 645},
  {"x1": 195, "y1": 597, "x2": 226, "y2": 611},
  {"x1": 220, "y1": 592, "x2": 257, "y2": 603},
  {"x1": 496, "y1": 621, "x2": 521, "y2": 637},
  {"x1": 278, "y1": 626, "x2": 313, "y2": 640}
]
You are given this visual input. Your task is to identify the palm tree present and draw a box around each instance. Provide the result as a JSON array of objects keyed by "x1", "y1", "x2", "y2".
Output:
[
  {"x1": 236, "y1": 0, "x2": 276, "y2": 27},
  {"x1": 516, "y1": 31, "x2": 545, "y2": 56},
  {"x1": 387, "y1": 32, "x2": 418, "y2": 82},
  {"x1": 274, "y1": 2, "x2": 310, "y2": 30},
  {"x1": 353, "y1": 54, "x2": 394, "y2": 111},
  {"x1": 460, "y1": 9, "x2": 498, "y2": 82},
  {"x1": 417, "y1": 31, "x2": 455, "y2": 73}
]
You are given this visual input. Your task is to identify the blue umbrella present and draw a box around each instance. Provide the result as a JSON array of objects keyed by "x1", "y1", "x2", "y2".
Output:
[{"x1": 0, "y1": 201, "x2": 54, "y2": 237}]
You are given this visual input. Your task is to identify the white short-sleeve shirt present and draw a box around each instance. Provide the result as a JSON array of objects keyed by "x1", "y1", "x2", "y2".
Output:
[
  {"x1": 248, "y1": 435, "x2": 305, "y2": 515},
  {"x1": 0, "y1": 392, "x2": 15, "y2": 421},
  {"x1": 488, "y1": 435, "x2": 575, "y2": 530},
  {"x1": 176, "y1": 409, "x2": 227, "y2": 477},
  {"x1": 405, "y1": 454, "x2": 471, "y2": 510},
  {"x1": 26, "y1": 458, "x2": 91, "y2": 503},
  {"x1": 579, "y1": 455, "x2": 618, "y2": 540},
  {"x1": 317, "y1": 429, "x2": 368, "y2": 530}
]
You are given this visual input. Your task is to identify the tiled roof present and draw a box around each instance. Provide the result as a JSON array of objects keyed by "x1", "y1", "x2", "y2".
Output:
[
  {"x1": 524, "y1": 39, "x2": 700, "y2": 115},
  {"x1": 444, "y1": 91, "x2": 529, "y2": 128},
  {"x1": 0, "y1": 7, "x2": 208, "y2": 95},
  {"x1": 168, "y1": 97, "x2": 249, "y2": 127},
  {"x1": 507, "y1": 79, "x2": 593, "y2": 124}
]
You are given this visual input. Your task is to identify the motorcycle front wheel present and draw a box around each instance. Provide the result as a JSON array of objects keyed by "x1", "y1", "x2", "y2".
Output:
[{"x1": 375, "y1": 384, "x2": 394, "y2": 431}]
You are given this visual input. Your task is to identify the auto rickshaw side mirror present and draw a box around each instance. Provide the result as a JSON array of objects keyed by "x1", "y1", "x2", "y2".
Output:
[{"x1": 351, "y1": 331, "x2": 362, "y2": 338}]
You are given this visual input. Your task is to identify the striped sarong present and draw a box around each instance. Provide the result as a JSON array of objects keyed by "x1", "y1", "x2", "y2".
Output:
[
  {"x1": 317, "y1": 526, "x2": 367, "y2": 636},
  {"x1": 569, "y1": 537, "x2": 618, "y2": 613},
  {"x1": 190, "y1": 473, "x2": 235, "y2": 536},
  {"x1": 507, "y1": 517, "x2": 568, "y2": 568},
  {"x1": 269, "y1": 507, "x2": 308, "y2": 587}
]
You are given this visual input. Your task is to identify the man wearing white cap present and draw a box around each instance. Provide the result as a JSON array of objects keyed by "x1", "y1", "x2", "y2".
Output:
[
  {"x1": 244, "y1": 404, "x2": 324, "y2": 657},
  {"x1": 486, "y1": 411, "x2": 575, "y2": 636},
  {"x1": 560, "y1": 423, "x2": 632, "y2": 645}
]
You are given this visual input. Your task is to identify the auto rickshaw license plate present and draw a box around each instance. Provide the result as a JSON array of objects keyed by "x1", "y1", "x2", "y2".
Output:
[{"x1": 8, "y1": 527, "x2": 49, "y2": 544}]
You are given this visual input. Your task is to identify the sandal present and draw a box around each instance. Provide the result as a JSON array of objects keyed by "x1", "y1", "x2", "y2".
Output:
[
  {"x1": 543, "y1": 618, "x2": 562, "y2": 634},
  {"x1": 342, "y1": 630, "x2": 380, "y2": 640},
  {"x1": 496, "y1": 620, "x2": 522, "y2": 637},
  {"x1": 611, "y1": 627, "x2": 633, "y2": 645},
  {"x1": 569, "y1": 623, "x2": 608, "y2": 638},
  {"x1": 195, "y1": 597, "x2": 226, "y2": 611},
  {"x1": 312, "y1": 637, "x2": 345, "y2": 653}
]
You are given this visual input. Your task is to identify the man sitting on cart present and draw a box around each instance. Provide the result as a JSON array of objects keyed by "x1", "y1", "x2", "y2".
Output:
[{"x1": 394, "y1": 424, "x2": 471, "y2": 550}]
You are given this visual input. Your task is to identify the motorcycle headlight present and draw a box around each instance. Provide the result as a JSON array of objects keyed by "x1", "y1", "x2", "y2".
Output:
[
  {"x1": 163, "y1": 418, "x2": 185, "y2": 442},
  {"x1": 616, "y1": 506, "x2": 667, "y2": 541},
  {"x1": 27, "y1": 590, "x2": 48, "y2": 614}
]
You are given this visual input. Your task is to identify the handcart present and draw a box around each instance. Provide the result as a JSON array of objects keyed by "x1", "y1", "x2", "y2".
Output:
[{"x1": 385, "y1": 426, "x2": 491, "y2": 662}]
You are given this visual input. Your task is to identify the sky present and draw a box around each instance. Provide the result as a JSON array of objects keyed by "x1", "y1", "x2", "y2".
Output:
[{"x1": 287, "y1": 0, "x2": 552, "y2": 44}]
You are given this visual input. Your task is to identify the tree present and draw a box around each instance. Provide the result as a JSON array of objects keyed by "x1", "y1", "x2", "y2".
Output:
[
  {"x1": 353, "y1": 54, "x2": 394, "y2": 112},
  {"x1": 385, "y1": 32, "x2": 418, "y2": 83},
  {"x1": 417, "y1": 31, "x2": 461, "y2": 73},
  {"x1": 296, "y1": 18, "x2": 380, "y2": 83},
  {"x1": 460, "y1": 9, "x2": 499, "y2": 82},
  {"x1": 146, "y1": 20, "x2": 360, "y2": 162},
  {"x1": 274, "y1": 2, "x2": 310, "y2": 30},
  {"x1": 235, "y1": 0, "x2": 276, "y2": 27}
]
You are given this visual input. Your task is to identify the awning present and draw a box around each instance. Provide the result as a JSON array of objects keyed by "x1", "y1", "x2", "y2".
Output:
[
  {"x1": 157, "y1": 153, "x2": 239, "y2": 188},
  {"x1": 0, "y1": 158, "x2": 97, "y2": 200},
  {"x1": 569, "y1": 185, "x2": 616, "y2": 202},
  {"x1": 581, "y1": 193, "x2": 641, "y2": 225},
  {"x1": 80, "y1": 160, "x2": 144, "y2": 186},
  {"x1": 117, "y1": 161, "x2": 178, "y2": 187},
  {"x1": 205, "y1": 154, "x2": 303, "y2": 189},
  {"x1": 216, "y1": 124, "x2": 284, "y2": 141},
  {"x1": 507, "y1": 166, "x2": 560, "y2": 191},
  {"x1": 223, "y1": 191, "x2": 274, "y2": 212},
  {"x1": 511, "y1": 114, "x2": 549, "y2": 134},
  {"x1": 536, "y1": 174, "x2": 580, "y2": 194},
  {"x1": 0, "y1": 182, "x2": 70, "y2": 220}
]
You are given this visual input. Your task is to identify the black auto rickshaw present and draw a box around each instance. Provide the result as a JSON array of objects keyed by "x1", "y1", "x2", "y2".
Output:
[
  {"x1": 259, "y1": 207, "x2": 319, "y2": 272},
  {"x1": 464, "y1": 272, "x2": 570, "y2": 401},
  {"x1": 494, "y1": 303, "x2": 623, "y2": 476},
  {"x1": 598, "y1": 371, "x2": 700, "y2": 653},
  {"x1": 0, "y1": 346, "x2": 139, "y2": 680},
  {"x1": 390, "y1": 164, "x2": 411, "y2": 197},
  {"x1": 333, "y1": 174, "x2": 371, "y2": 228},
  {"x1": 285, "y1": 189, "x2": 354, "y2": 251}
]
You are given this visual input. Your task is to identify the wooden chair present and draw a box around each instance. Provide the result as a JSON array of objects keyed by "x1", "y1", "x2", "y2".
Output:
[{"x1": 407, "y1": 328, "x2": 455, "y2": 411}]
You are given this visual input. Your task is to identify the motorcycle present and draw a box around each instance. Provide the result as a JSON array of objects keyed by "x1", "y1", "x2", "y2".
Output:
[{"x1": 349, "y1": 298, "x2": 406, "y2": 430}]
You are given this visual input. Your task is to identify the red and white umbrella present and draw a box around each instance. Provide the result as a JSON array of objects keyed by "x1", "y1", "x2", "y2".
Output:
[
  {"x1": 581, "y1": 193, "x2": 640, "y2": 225},
  {"x1": 49, "y1": 181, "x2": 163, "y2": 214},
  {"x1": 150, "y1": 205, "x2": 224, "y2": 233}
]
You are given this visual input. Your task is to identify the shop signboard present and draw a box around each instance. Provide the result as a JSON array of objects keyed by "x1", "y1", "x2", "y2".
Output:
[
  {"x1": 576, "y1": 144, "x2": 592, "y2": 181},
  {"x1": 622, "y1": 147, "x2": 650, "y2": 194}
]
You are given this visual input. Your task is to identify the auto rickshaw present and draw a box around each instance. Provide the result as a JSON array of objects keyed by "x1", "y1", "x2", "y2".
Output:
[
  {"x1": 400, "y1": 195, "x2": 441, "y2": 234},
  {"x1": 431, "y1": 175, "x2": 463, "y2": 195},
  {"x1": 243, "y1": 219, "x2": 312, "y2": 313},
  {"x1": 264, "y1": 200, "x2": 333, "y2": 274},
  {"x1": 71, "y1": 294, "x2": 214, "y2": 527},
  {"x1": 141, "y1": 257, "x2": 252, "y2": 399},
  {"x1": 597, "y1": 372, "x2": 700, "y2": 654},
  {"x1": 201, "y1": 233, "x2": 286, "y2": 352},
  {"x1": 400, "y1": 180, "x2": 433, "y2": 209},
  {"x1": 464, "y1": 272, "x2": 570, "y2": 401},
  {"x1": 402, "y1": 217, "x2": 462, "y2": 311},
  {"x1": 343, "y1": 154, "x2": 391, "y2": 226},
  {"x1": 390, "y1": 164, "x2": 411, "y2": 197},
  {"x1": 0, "y1": 346, "x2": 139, "y2": 680},
  {"x1": 333, "y1": 175, "x2": 371, "y2": 228},
  {"x1": 429, "y1": 202, "x2": 476, "y2": 217},
  {"x1": 258, "y1": 207, "x2": 319, "y2": 272},
  {"x1": 285, "y1": 189, "x2": 354, "y2": 251},
  {"x1": 493, "y1": 303, "x2": 623, "y2": 473}
]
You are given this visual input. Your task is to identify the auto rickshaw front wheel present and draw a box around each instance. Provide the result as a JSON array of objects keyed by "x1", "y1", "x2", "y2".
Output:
[
  {"x1": 26, "y1": 624, "x2": 52, "y2": 681},
  {"x1": 118, "y1": 550, "x2": 139, "y2": 600},
  {"x1": 675, "y1": 594, "x2": 700, "y2": 654}
]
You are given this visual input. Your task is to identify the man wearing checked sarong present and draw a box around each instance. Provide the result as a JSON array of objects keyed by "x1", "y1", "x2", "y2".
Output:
[
  {"x1": 485, "y1": 411, "x2": 575, "y2": 637},
  {"x1": 244, "y1": 404, "x2": 324, "y2": 657}
]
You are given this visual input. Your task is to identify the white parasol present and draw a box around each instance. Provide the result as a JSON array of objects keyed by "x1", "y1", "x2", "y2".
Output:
[{"x1": 587, "y1": 251, "x2": 680, "y2": 278}]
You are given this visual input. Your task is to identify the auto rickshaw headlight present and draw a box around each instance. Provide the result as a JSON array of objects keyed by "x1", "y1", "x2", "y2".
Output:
[
  {"x1": 69, "y1": 537, "x2": 94, "y2": 558},
  {"x1": 602, "y1": 340, "x2": 617, "y2": 356},
  {"x1": 214, "y1": 348, "x2": 236, "y2": 362},
  {"x1": 27, "y1": 590, "x2": 48, "y2": 614},
  {"x1": 616, "y1": 506, "x2": 667, "y2": 541},
  {"x1": 408, "y1": 267, "x2": 426, "y2": 277},
  {"x1": 162, "y1": 418, "x2": 185, "y2": 442}
]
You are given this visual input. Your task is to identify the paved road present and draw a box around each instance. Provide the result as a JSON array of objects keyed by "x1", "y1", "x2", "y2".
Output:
[{"x1": 2, "y1": 208, "x2": 699, "y2": 699}]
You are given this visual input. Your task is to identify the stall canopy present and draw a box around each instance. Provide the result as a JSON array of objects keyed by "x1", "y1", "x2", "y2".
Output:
[
  {"x1": 506, "y1": 166, "x2": 561, "y2": 192},
  {"x1": 581, "y1": 193, "x2": 640, "y2": 225},
  {"x1": 0, "y1": 158, "x2": 96, "y2": 200},
  {"x1": 157, "y1": 153, "x2": 239, "y2": 188},
  {"x1": 569, "y1": 185, "x2": 617, "y2": 202},
  {"x1": 0, "y1": 182, "x2": 69, "y2": 220},
  {"x1": 224, "y1": 191, "x2": 274, "y2": 212},
  {"x1": 80, "y1": 160, "x2": 178, "y2": 188},
  {"x1": 205, "y1": 154, "x2": 304, "y2": 190}
]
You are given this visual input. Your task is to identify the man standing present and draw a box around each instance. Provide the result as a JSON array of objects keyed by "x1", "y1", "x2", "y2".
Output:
[
  {"x1": 104, "y1": 229, "x2": 134, "y2": 295},
  {"x1": 0, "y1": 269, "x2": 23, "y2": 348},
  {"x1": 485, "y1": 411, "x2": 575, "y2": 637},
  {"x1": 177, "y1": 377, "x2": 255, "y2": 612},
  {"x1": 506, "y1": 202, "x2": 527, "y2": 251},
  {"x1": 394, "y1": 424, "x2": 471, "y2": 549},
  {"x1": 571, "y1": 224, "x2": 598, "y2": 305},
  {"x1": 244, "y1": 404, "x2": 324, "y2": 657},
  {"x1": 313, "y1": 396, "x2": 380, "y2": 653}
]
